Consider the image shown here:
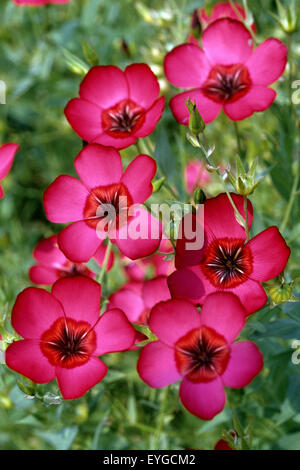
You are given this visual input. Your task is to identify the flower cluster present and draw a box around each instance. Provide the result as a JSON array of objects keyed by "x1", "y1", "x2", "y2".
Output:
[{"x1": 3, "y1": 1, "x2": 294, "y2": 428}]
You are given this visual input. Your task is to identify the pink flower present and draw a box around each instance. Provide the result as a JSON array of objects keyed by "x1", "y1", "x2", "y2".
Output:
[
  {"x1": 214, "y1": 439, "x2": 233, "y2": 450},
  {"x1": 0, "y1": 143, "x2": 19, "y2": 199},
  {"x1": 43, "y1": 144, "x2": 162, "y2": 262},
  {"x1": 168, "y1": 193, "x2": 290, "y2": 315},
  {"x1": 185, "y1": 160, "x2": 211, "y2": 194},
  {"x1": 13, "y1": 0, "x2": 70, "y2": 5},
  {"x1": 29, "y1": 235, "x2": 114, "y2": 286},
  {"x1": 109, "y1": 276, "x2": 171, "y2": 325},
  {"x1": 5, "y1": 276, "x2": 136, "y2": 399},
  {"x1": 138, "y1": 293, "x2": 263, "y2": 420},
  {"x1": 65, "y1": 64, "x2": 165, "y2": 150},
  {"x1": 199, "y1": 2, "x2": 256, "y2": 32},
  {"x1": 164, "y1": 19, "x2": 288, "y2": 123},
  {"x1": 122, "y1": 237, "x2": 175, "y2": 282}
]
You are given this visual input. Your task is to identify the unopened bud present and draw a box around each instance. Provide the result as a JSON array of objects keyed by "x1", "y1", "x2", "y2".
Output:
[
  {"x1": 185, "y1": 98, "x2": 205, "y2": 135},
  {"x1": 62, "y1": 48, "x2": 89, "y2": 76},
  {"x1": 193, "y1": 188, "x2": 206, "y2": 204}
]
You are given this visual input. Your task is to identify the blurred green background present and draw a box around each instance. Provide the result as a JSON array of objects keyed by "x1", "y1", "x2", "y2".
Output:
[{"x1": 0, "y1": 0, "x2": 300, "y2": 450}]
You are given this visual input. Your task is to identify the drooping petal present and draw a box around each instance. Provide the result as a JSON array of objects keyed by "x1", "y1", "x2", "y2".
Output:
[
  {"x1": 121, "y1": 155, "x2": 156, "y2": 204},
  {"x1": 56, "y1": 357, "x2": 107, "y2": 399},
  {"x1": 125, "y1": 63, "x2": 160, "y2": 109},
  {"x1": 223, "y1": 86, "x2": 276, "y2": 121},
  {"x1": 202, "y1": 18, "x2": 253, "y2": 65},
  {"x1": 200, "y1": 292, "x2": 246, "y2": 343},
  {"x1": 137, "y1": 341, "x2": 182, "y2": 388},
  {"x1": 246, "y1": 38, "x2": 288, "y2": 86},
  {"x1": 170, "y1": 89, "x2": 222, "y2": 125},
  {"x1": 51, "y1": 276, "x2": 101, "y2": 325},
  {"x1": 74, "y1": 144, "x2": 123, "y2": 189},
  {"x1": 58, "y1": 221, "x2": 103, "y2": 263},
  {"x1": 115, "y1": 206, "x2": 162, "y2": 260},
  {"x1": 179, "y1": 376, "x2": 226, "y2": 420},
  {"x1": 247, "y1": 226, "x2": 290, "y2": 282},
  {"x1": 149, "y1": 299, "x2": 201, "y2": 347},
  {"x1": 108, "y1": 288, "x2": 144, "y2": 323},
  {"x1": 221, "y1": 341, "x2": 263, "y2": 388},
  {"x1": 43, "y1": 175, "x2": 89, "y2": 223},
  {"x1": 93, "y1": 309, "x2": 136, "y2": 355},
  {"x1": 11, "y1": 287, "x2": 64, "y2": 339},
  {"x1": 164, "y1": 44, "x2": 211, "y2": 88},
  {"x1": 64, "y1": 98, "x2": 102, "y2": 141},
  {"x1": 142, "y1": 276, "x2": 171, "y2": 310},
  {"x1": 79, "y1": 65, "x2": 128, "y2": 108},
  {"x1": 0, "y1": 143, "x2": 19, "y2": 180},
  {"x1": 6, "y1": 340, "x2": 55, "y2": 383},
  {"x1": 134, "y1": 97, "x2": 165, "y2": 138}
]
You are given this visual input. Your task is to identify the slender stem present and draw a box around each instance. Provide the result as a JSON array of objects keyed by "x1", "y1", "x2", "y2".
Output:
[
  {"x1": 98, "y1": 240, "x2": 112, "y2": 284},
  {"x1": 153, "y1": 387, "x2": 169, "y2": 450},
  {"x1": 233, "y1": 121, "x2": 244, "y2": 161},
  {"x1": 244, "y1": 196, "x2": 250, "y2": 241},
  {"x1": 280, "y1": 160, "x2": 299, "y2": 233}
]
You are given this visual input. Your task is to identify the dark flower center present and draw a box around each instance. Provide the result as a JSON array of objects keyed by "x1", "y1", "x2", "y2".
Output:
[
  {"x1": 102, "y1": 99, "x2": 145, "y2": 138},
  {"x1": 202, "y1": 237, "x2": 253, "y2": 288},
  {"x1": 203, "y1": 64, "x2": 251, "y2": 103},
  {"x1": 57, "y1": 262, "x2": 93, "y2": 279},
  {"x1": 40, "y1": 318, "x2": 96, "y2": 368},
  {"x1": 175, "y1": 326, "x2": 230, "y2": 382},
  {"x1": 83, "y1": 183, "x2": 133, "y2": 231}
]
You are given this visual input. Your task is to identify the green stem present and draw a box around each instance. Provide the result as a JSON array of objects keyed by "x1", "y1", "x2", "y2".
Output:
[
  {"x1": 280, "y1": 160, "x2": 299, "y2": 233},
  {"x1": 152, "y1": 387, "x2": 169, "y2": 450},
  {"x1": 98, "y1": 240, "x2": 112, "y2": 284},
  {"x1": 244, "y1": 196, "x2": 250, "y2": 241},
  {"x1": 233, "y1": 121, "x2": 244, "y2": 161}
]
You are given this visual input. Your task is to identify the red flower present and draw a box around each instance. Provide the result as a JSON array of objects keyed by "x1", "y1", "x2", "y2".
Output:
[
  {"x1": 199, "y1": 2, "x2": 256, "y2": 32},
  {"x1": 65, "y1": 64, "x2": 164, "y2": 150},
  {"x1": 13, "y1": 0, "x2": 70, "y2": 5},
  {"x1": 138, "y1": 293, "x2": 263, "y2": 420},
  {"x1": 43, "y1": 144, "x2": 162, "y2": 262},
  {"x1": 29, "y1": 235, "x2": 114, "y2": 286},
  {"x1": 164, "y1": 19, "x2": 287, "y2": 123},
  {"x1": 109, "y1": 276, "x2": 171, "y2": 325},
  {"x1": 168, "y1": 193, "x2": 290, "y2": 315},
  {"x1": 122, "y1": 237, "x2": 175, "y2": 282},
  {"x1": 5, "y1": 277, "x2": 136, "y2": 399},
  {"x1": 214, "y1": 439, "x2": 233, "y2": 450},
  {"x1": 0, "y1": 143, "x2": 19, "y2": 199}
]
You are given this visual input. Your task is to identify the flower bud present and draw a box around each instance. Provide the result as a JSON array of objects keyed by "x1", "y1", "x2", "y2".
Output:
[
  {"x1": 193, "y1": 188, "x2": 206, "y2": 204},
  {"x1": 62, "y1": 48, "x2": 89, "y2": 76},
  {"x1": 268, "y1": 280, "x2": 298, "y2": 305},
  {"x1": 271, "y1": 0, "x2": 298, "y2": 34},
  {"x1": 185, "y1": 99, "x2": 205, "y2": 136},
  {"x1": 227, "y1": 156, "x2": 262, "y2": 196}
]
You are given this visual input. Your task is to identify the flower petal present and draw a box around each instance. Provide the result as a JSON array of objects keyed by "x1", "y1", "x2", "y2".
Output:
[
  {"x1": 221, "y1": 341, "x2": 263, "y2": 388},
  {"x1": 167, "y1": 266, "x2": 206, "y2": 303},
  {"x1": 179, "y1": 376, "x2": 226, "y2": 420},
  {"x1": 43, "y1": 175, "x2": 89, "y2": 223},
  {"x1": 164, "y1": 44, "x2": 211, "y2": 88},
  {"x1": 247, "y1": 226, "x2": 290, "y2": 282},
  {"x1": 79, "y1": 65, "x2": 128, "y2": 108},
  {"x1": 74, "y1": 144, "x2": 122, "y2": 189},
  {"x1": 64, "y1": 98, "x2": 102, "y2": 141},
  {"x1": 93, "y1": 309, "x2": 136, "y2": 355},
  {"x1": 246, "y1": 38, "x2": 288, "y2": 86},
  {"x1": 51, "y1": 276, "x2": 101, "y2": 325},
  {"x1": 11, "y1": 287, "x2": 64, "y2": 339},
  {"x1": 125, "y1": 63, "x2": 160, "y2": 108},
  {"x1": 224, "y1": 86, "x2": 276, "y2": 121},
  {"x1": 109, "y1": 288, "x2": 145, "y2": 323},
  {"x1": 0, "y1": 143, "x2": 19, "y2": 180},
  {"x1": 121, "y1": 155, "x2": 156, "y2": 204},
  {"x1": 142, "y1": 276, "x2": 171, "y2": 310},
  {"x1": 32, "y1": 235, "x2": 66, "y2": 266},
  {"x1": 58, "y1": 221, "x2": 103, "y2": 263},
  {"x1": 228, "y1": 278, "x2": 267, "y2": 315},
  {"x1": 91, "y1": 133, "x2": 137, "y2": 150},
  {"x1": 6, "y1": 340, "x2": 55, "y2": 383},
  {"x1": 170, "y1": 89, "x2": 222, "y2": 125},
  {"x1": 29, "y1": 266, "x2": 60, "y2": 286},
  {"x1": 149, "y1": 299, "x2": 201, "y2": 347},
  {"x1": 202, "y1": 18, "x2": 253, "y2": 65},
  {"x1": 56, "y1": 357, "x2": 107, "y2": 399},
  {"x1": 134, "y1": 97, "x2": 165, "y2": 138},
  {"x1": 137, "y1": 340, "x2": 182, "y2": 388}
]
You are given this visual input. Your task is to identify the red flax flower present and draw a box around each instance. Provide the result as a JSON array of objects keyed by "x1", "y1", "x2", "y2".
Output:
[
  {"x1": 164, "y1": 18, "x2": 287, "y2": 123},
  {"x1": 138, "y1": 293, "x2": 263, "y2": 420},
  {"x1": 13, "y1": 0, "x2": 70, "y2": 5},
  {"x1": 168, "y1": 193, "x2": 290, "y2": 315},
  {"x1": 0, "y1": 143, "x2": 19, "y2": 199},
  {"x1": 65, "y1": 64, "x2": 164, "y2": 150},
  {"x1": 29, "y1": 235, "x2": 114, "y2": 286},
  {"x1": 5, "y1": 276, "x2": 136, "y2": 399},
  {"x1": 199, "y1": 2, "x2": 256, "y2": 32},
  {"x1": 43, "y1": 144, "x2": 162, "y2": 262}
]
